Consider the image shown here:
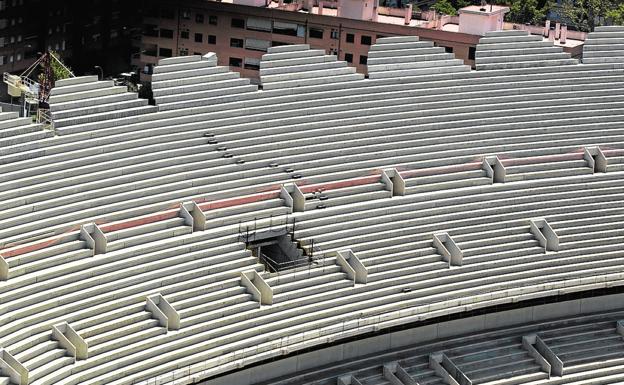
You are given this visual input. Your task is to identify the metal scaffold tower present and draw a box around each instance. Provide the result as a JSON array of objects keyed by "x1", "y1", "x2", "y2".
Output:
[{"x1": 3, "y1": 51, "x2": 74, "y2": 125}]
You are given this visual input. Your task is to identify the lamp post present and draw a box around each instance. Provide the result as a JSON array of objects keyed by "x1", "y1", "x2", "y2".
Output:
[{"x1": 94, "y1": 65, "x2": 103, "y2": 81}]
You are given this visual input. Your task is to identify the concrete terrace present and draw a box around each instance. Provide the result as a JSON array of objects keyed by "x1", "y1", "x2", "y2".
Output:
[{"x1": 0, "y1": 28, "x2": 623, "y2": 385}]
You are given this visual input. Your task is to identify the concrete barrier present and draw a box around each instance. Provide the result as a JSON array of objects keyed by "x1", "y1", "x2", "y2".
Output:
[
  {"x1": 433, "y1": 233, "x2": 463, "y2": 267},
  {"x1": 616, "y1": 320, "x2": 624, "y2": 336},
  {"x1": 442, "y1": 354, "x2": 471, "y2": 385},
  {"x1": 383, "y1": 362, "x2": 405, "y2": 385},
  {"x1": 147, "y1": 294, "x2": 181, "y2": 330},
  {"x1": 535, "y1": 335, "x2": 563, "y2": 376},
  {"x1": 337, "y1": 249, "x2": 368, "y2": 284},
  {"x1": 53, "y1": 321, "x2": 88, "y2": 360},
  {"x1": 242, "y1": 270, "x2": 273, "y2": 305},
  {"x1": 395, "y1": 363, "x2": 418, "y2": 385},
  {"x1": 179, "y1": 203, "x2": 195, "y2": 230},
  {"x1": 338, "y1": 375, "x2": 363, "y2": 385},
  {"x1": 292, "y1": 184, "x2": 305, "y2": 212},
  {"x1": 0, "y1": 349, "x2": 27, "y2": 385},
  {"x1": 429, "y1": 353, "x2": 459, "y2": 385},
  {"x1": 280, "y1": 185, "x2": 294, "y2": 210},
  {"x1": 522, "y1": 334, "x2": 551, "y2": 377},
  {"x1": 185, "y1": 201, "x2": 206, "y2": 231},
  {"x1": 241, "y1": 270, "x2": 262, "y2": 304},
  {"x1": 530, "y1": 218, "x2": 560, "y2": 252},
  {"x1": 146, "y1": 295, "x2": 171, "y2": 331},
  {"x1": 80, "y1": 224, "x2": 96, "y2": 256},
  {"x1": 381, "y1": 169, "x2": 394, "y2": 197},
  {"x1": 486, "y1": 156, "x2": 506, "y2": 183},
  {"x1": 0, "y1": 256, "x2": 8, "y2": 281},
  {"x1": 585, "y1": 146, "x2": 608, "y2": 173}
]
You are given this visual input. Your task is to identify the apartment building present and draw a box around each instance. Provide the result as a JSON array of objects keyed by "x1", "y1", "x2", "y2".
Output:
[{"x1": 137, "y1": 0, "x2": 485, "y2": 82}]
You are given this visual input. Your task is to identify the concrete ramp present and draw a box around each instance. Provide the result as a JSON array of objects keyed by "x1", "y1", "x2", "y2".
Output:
[
  {"x1": 583, "y1": 26, "x2": 624, "y2": 64},
  {"x1": 259, "y1": 44, "x2": 364, "y2": 90},
  {"x1": 476, "y1": 30, "x2": 578, "y2": 70},
  {"x1": 367, "y1": 35, "x2": 470, "y2": 79}
]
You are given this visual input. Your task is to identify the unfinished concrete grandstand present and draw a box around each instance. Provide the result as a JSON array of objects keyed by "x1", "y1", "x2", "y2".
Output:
[{"x1": 1, "y1": 27, "x2": 624, "y2": 385}]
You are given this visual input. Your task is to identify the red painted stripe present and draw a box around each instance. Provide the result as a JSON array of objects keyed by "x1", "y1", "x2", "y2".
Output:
[
  {"x1": 400, "y1": 162, "x2": 482, "y2": 179},
  {"x1": 1, "y1": 237, "x2": 62, "y2": 258},
  {"x1": 197, "y1": 191, "x2": 281, "y2": 211},
  {"x1": 100, "y1": 209, "x2": 180, "y2": 233},
  {"x1": 501, "y1": 152, "x2": 584, "y2": 167},
  {"x1": 299, "y1": 175, "x2": 380, "y2": 194}
]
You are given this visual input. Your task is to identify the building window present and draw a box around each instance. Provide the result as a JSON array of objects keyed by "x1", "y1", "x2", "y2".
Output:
[
  {"x1": 361, "y1": 35, "x2": 372, "y2": 45},
  {"x1": 231, "y1": 18, "x2": 245, "y2": 28},
  {"x1": 179, "y1": 48, "x2": 188, "y2": 56},
  {"x1": 244, "y1": 57, "x2": 260, "y2": 70},
  {"x1": 359, "y1": 55, "x2": 367, "y2": 65},
  {"x1": 469, "y1": 46, "x2": 476, "y2": 60},
  {"x1": 159, "y1": 28, "x2": 173, "y2": 39},
  {"x1": 309, "y1": 27, "x2": 323, "y2": 39},
  {"x1": 195, "y1": 33, "x2": 203, "y2": 43},
  {"x1": 159, "y1": 47, "x2": 172, "y2": 57},
  {"x1": 180, "y1": 29, "x2": 189, "y2": 39},
  {"x1": 444, "y1": 46, "x2": 453, "y2": 53},
  {"x1": 181, "y1": 9, "x2": 191, "y2": 19},
  {"x1": 209, "y1": 15, "x2": 217, "y2": 25},
  {"x1": 230, "y1": 38, "x2": 244, "y2": 48},
  {"x1": 331, "y1": 29, "x2": 339, "y2": 39},
  {"x1": 344, "y1": 53, "x2": 353, "y2": 63},
  {"x1": 160, "y1": 8, "x2": 174, "y2": 19},
  {"x1": 208, "y1": 35, "x2": 216, "y2": 44},
  {"x1": 346, "y1": 33, "x2": 354, "y2": 43},
  {"x1": 196, "y1": 13, "x2": 204, "y2": 23},
  {"x1": 229, "y1": 57, "x2": 242, "y2": 67}
]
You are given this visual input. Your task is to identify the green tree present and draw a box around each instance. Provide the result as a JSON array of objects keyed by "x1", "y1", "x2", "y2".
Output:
[
  {"x1": 506, "y1": 0, "x2": 548, "y2": 24},
  {"x1": 606, "y1": 2, "x2": 624, "y2": 24},
  {"x1": 560, "y1": 0, "x2": 619, "y2": 31},
  {"x1": 432, "y1": 0, "x2": 458, "y2": 15},
  {"x1": 37, "y1": 51, "x2": 72, "y2": 84}
]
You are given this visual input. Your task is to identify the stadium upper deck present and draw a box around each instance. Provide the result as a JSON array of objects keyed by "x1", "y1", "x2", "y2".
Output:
[{"x1": 0, "y1": 28, "x2": 624, "y2": 385}]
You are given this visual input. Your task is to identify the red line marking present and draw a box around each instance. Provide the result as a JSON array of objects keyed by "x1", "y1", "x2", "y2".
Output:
[
  {"x1": 400, "y1": 162, "x2": 482, "y2": 179},
  {"x1": 99, "y1": 209, "x2": 179, "y2": 233},
  {"x1": 501, "y1": 152, "x2": 583, "y2": 167},
  {"x1": 298, "y1": 175, "x2": 380, "y2": 194},
  {"x1": 197, "y1": 191, "x2": 281, "y2": 211}
]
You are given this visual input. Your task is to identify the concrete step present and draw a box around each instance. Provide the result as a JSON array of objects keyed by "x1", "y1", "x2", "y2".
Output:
[
  {"x1": 262, "y1": 49, "x2": 326, "y2": 62},
  {"x1": 28, "y1": 355, "x2": 74, "y2": 383},
  {"x1": 54, "y1": 75, "x2": 99, "y2": 87},
  {"x1": 48, "y1": 91, "x2": 139, "y2": 112},
  {"x1": 152, "y1": 72, "x2": 243, "y2": 97},
  {"x1": 369, "y1": 41, "x2": 434, "y2": 51},
  {"x1": 157, "y1": 55, "x2": 202, "y2": 66},
  {"x1": 267, "y1": 44, "x2": 310, "y2": 54},
  {"x1": 106, "y1": 225, "x2": 192, "y2": 253},
  {"x1": 48, "y1": 86, "x2": 128, "y2": 104},
  {"x1": 79, "y1": 310, "x2": 153, "y2": 339},
  {"x1": 151, "y1": 67, "x2": 232, "y2": 89},
  {"x1": 53, "y1": 105, "x2": 157, "y2": 128},
  {"x1": 50, "y1": 80, "x2": 114, "y2": 96},
  {"x1": 152, "y1": 60, "x2": 214, "y2": 74},
  {"x1": 85, "y1": 318, "x2": 161, "y2": 346},
  {"x1": 88, "y1": 326, "x2": 167, "y2": 357},
  {"x1": 51, "y1": 98, "x2": 148, "y2": 120}
]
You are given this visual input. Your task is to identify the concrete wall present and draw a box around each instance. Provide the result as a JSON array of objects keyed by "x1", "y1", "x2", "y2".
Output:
[{"x1": 205, "y1": 293, "x2": 624, "y2": 385}]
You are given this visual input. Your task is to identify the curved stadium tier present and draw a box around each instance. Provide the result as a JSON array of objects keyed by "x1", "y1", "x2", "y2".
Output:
[{"x1": 1, "y1": 28, "x2": 624, "y2": 385}]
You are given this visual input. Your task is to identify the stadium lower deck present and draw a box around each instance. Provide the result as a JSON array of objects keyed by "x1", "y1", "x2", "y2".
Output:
[{"x1": 1, "y1": 27, "x2": 624, "y2": 385}]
